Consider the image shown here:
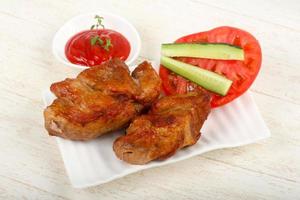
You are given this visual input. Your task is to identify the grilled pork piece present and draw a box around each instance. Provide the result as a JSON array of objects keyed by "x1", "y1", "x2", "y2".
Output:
[
  {"x1": 113, "y1": 91, "x2": 211, "y2": 165},
  {"x1": 44, "y1": 58, "x2": 161, "y2": 140}
]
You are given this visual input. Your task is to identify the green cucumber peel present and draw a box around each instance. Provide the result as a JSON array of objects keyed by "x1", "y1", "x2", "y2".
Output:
[
  {"x1": 161, "y1": 43, "x2": 244, "y2": 60},
  {"x1": 160, "y1": 56, "x2": 233, "y2": 96}
]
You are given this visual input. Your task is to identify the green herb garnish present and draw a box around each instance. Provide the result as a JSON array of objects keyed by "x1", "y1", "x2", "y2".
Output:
[
  {"x1": 89, "y1": 15, "x2": 112, "y2": 51},
  {"x1": 90, "y1": 35, "x2": 103, "y2": 46},
  {"x1": 103, "y1": 38, "x2": 113, "y2": 51},
  {"x1": 90, "y1": 15, "x2": 105, "y2": 29}
]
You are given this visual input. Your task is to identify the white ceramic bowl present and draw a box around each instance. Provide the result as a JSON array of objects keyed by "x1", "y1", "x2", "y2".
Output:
[{"x1": 52, "y1": 12, "x2": 141, "y2": 70}]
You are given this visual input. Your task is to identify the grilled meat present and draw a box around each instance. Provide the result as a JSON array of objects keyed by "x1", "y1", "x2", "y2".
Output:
[
  {"x1": 44, "y1": 58, "x2": 161, "y2": 140},
  {"x1": 113, "y1": 91, "x2": 211, "y2": 164}
]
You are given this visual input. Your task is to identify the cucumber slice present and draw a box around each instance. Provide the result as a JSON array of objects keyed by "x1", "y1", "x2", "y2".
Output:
[
  {"x1": 161, "y1": 43, "x2": 244, "y2": 60},
  {"x1": 160, "y1": 56, "x2": 232, "y2": 96}
]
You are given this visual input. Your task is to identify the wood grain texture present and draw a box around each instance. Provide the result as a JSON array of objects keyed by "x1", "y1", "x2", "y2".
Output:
[{"x1": 0, "y1": 0, "x2": 299, "y2": 199}]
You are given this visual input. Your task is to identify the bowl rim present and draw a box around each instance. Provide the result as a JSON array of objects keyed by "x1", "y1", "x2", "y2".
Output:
[{"x1": 52, "y1": 11, "x2": 141, "y2": 70}]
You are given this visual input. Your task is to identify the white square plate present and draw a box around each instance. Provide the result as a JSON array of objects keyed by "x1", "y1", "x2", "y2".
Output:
[{"x1": 42, "y1": 65, "x2": 270, "y2": 188}]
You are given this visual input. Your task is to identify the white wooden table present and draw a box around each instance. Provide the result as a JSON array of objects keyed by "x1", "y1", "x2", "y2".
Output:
[{"x1": 1, "y1": 0, "x2": 299, "y2": 199}]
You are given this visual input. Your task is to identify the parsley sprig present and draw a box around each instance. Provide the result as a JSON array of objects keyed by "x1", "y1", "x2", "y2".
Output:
[{"x1": 90, "y1": 15, "x2": 113, "y2": 51}]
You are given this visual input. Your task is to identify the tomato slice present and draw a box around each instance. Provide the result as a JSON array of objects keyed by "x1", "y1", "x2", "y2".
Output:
[{"x1": 159, "y1": 26, "x2": 262, "y2": 108}]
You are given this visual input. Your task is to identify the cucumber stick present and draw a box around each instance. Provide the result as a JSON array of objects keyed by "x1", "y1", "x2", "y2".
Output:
[
  {"x1": 161, "y1": 43, "x2": 244, "y2": 60},
  {"x1": 160, "y1": 56, "x2": 232, "y2": 96}
]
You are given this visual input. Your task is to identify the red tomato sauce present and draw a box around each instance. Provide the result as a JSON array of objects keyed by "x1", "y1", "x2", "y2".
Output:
[{"x1": 65, "y1": 29, "x2": 130, "y2": 67}]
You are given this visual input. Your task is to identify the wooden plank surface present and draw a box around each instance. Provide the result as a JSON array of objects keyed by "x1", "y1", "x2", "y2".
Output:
[{"x1": 0, "y1": 0, "x2": 299, "y2": 199}]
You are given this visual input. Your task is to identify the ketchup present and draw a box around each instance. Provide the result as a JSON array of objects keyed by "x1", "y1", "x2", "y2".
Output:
[{"x1": 65, "y1": 29, "x2": 131, "y2": 67}]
